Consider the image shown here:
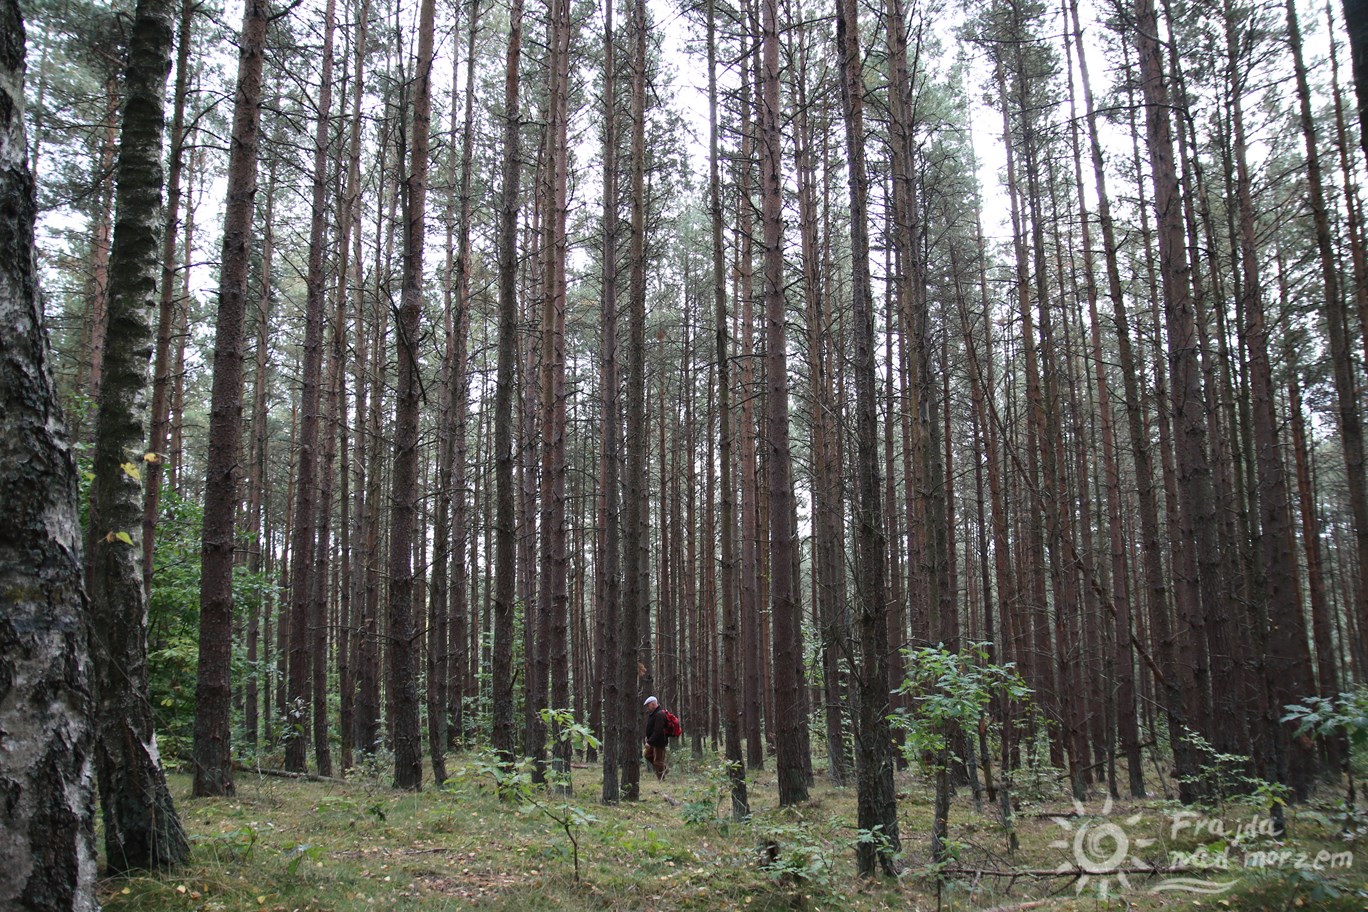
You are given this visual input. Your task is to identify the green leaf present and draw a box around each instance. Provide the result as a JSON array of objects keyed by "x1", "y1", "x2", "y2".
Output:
[
  {"x1": 114, "y1": 531, "x2": 133, "y2": 545},
  {"x1": 121, "y1": 462, "x2": 142, "y2": 482}
]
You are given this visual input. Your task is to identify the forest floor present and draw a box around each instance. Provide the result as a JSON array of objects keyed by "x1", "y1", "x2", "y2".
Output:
[{"x1": 98, "y1": 753, "x2": 1368, "y2": 911}]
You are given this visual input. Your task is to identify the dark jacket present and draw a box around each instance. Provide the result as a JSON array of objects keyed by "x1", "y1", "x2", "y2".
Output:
[{"x1": 644, "y1": 707, "x2": 669, "y2": 748}]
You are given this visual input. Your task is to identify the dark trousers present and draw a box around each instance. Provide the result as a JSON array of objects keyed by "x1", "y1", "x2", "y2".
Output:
[{"x1": 643, "y1": 743, "x2": 667, "y2": 780}]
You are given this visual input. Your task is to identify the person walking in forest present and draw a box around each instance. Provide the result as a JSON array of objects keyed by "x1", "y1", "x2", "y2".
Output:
[{"x1": 642, "y1": 696, "x2": 670, "y2": 781}]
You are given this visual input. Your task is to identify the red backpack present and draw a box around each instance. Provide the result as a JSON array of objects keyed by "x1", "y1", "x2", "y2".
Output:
[{"x1": 663, "y1": 709, "x2": 683, "y2": 738}]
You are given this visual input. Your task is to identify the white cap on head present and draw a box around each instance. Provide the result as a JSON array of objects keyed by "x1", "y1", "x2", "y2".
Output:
[{"x1": 643, "y1": 696, "x2": 658, "y2": 706}]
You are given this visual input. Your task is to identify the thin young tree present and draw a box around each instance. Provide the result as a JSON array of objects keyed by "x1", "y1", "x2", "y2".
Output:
[{"x1": 445, "y1": 0, "x2": 480, "y2": 749}]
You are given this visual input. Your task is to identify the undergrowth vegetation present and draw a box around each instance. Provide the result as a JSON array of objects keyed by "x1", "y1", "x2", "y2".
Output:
[{"x1": 97, "y1": 756, "x2": 1367, "y2": 912}]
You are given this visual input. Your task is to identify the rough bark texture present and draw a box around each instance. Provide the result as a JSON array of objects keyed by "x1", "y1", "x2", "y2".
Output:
[
  {"x1": 540, "y1": 0, "x2": 573, "y2": 788},
  {"x1": 492, "y1": 0, "x2": 524, "y2": 767},
  {"x1": 599, "y1": 0, "x2": 623, "y2": 805},
  {"x1": 141, "y1": 0, "x2": 193, "y2": 599},
  {"x1": 710, "y1": 0, "x2": 748, "y2": 819},
  {"x1": 285, "y1": 0, "x2": 339, "y2": 776},
  {"x1": 618, "y1": 0, "x2": 649, "y2": 802},
  {"x1": 194, "y1": 0, "x2": 270, "y2": 799},
  {"x1": 1343, "y1": 0, "x2": 1368, "y2": 161},
  {"x1": 86, "y1": 0, "x2": 189, "y2": 871},
  {"x1": 1133, "y1": 0, "x2": 1215, "y2": 803},
  {"x1": 387, "y1": 0, "x2": 436, "y2": 792},
  {"x1": 0, "y1": 3, "x2": 100, "y2": 903},
  {"x1": 837, "y1": 0, "x2": 900, "y2": 875},
  {"x1": 759, "y1": 0, "x2": 809, "y2": 808}
]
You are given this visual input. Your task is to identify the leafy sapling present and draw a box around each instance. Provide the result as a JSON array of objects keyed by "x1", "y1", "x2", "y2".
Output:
[{"x1": 891, "y1": 642, "x2": 1031, "y2": 867}]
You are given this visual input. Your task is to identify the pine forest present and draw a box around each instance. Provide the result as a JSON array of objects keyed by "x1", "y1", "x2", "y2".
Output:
[{"x1": 5, "y1": 0, "x2": 1368, "y2": 905}]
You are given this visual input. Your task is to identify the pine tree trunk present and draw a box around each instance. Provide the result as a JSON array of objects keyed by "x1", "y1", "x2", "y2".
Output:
[
  {"x1": 334, "y1": 0, "x2": 369, "y2": 773},
  {"x1": 709, "y1": 0, "x2": 748, "y2": 818},
  {"x1": 599, "y1": 0, "x2": 624, "y2": 804},
  {"x1": 792, "y1": 22, "x2": 847, "y2": 788},
  {"x1": 243, "y1": 146, "x2": 277, "y2": 753},
  {"x1": 448, "y1": 0, "x2": 477, "y2": 747},
  {"x1": 735, "y1": 21, "x2": 763, "y2": 770},
  {"x1": 1065, "y1": 0, "x2": 1143, "y2": 797},
  {"x1": 619, "y1": 0, "x2": 650, "y2": 799},
  {"x1": 1133, "y1": 0, "x2": 1219, "y2": 799},
  {"x1": 193, "y1": 0, "x2": 269, "y2": 799},
  {"x1": 387, "y1": 0, "x2": 436, "y2": 792},
  {"x1": 757, "y1": 0, "x2": 808, "y2": 807},
  {"x1": 837, "y1": 0, "x2": 900, "y2": 874},
  {"x1": 1341, "y1": 0, "x2": 1368, "y2": 161},
  {"x1": 540, "y1": 0, "x2": 573, "y2": 790},
  {"x1": 82, "y1": 75, "x2": 120, "y2": 428},
  {"x1": 284, "y1": 0, "x2": 338, "y2": 775},
  {"x1": 492, "y1": 0, "x2": 525, "y2": 767}
]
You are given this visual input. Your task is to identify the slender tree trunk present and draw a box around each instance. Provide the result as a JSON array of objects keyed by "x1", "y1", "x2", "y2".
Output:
[
  {"x1": 1289, "y1": 367, "x2": 1340, "y2": 702},
  {"x1": 492, "y1": 0, "x2": 525, "y2": 767},
  {"x1": 141, "y1": 0, "x2": 193, "y2": 598},
  {"x1": 618, "y1": 0, "x2": 651, "y2": 800},
  {"x1": 1133, "y1": 0, "x2": 1218, "y2": 798},
  {"x1": 736, "y1": 20, "x2": 763, "y2": 770},
  {"x1": 335, "y1": 0, "x2": 369, "y2": 772},
  {"x1": 791, "y1": 18, "x2": 846, "y2": 788},
  {"x1": 539, "y1": 0, "x2": 573, "y2": 790},
  {"x1": 387, "y1": 0, "x2": 436, "y2": 792},
  {"x1": 757, "y1": 0, "x2": 808, "y2": 806},
  {"x1": 599, "y1": 0, "x2": 624, "y2": 804},
  {"x1": 448, "y1": 3, "x2": 477, "y2": 750},
  {"x1": 82, "y1": 74, "x2": 119, "y2": 428},
  {"x1": 1066, "y1": 0, "x2": 1142, "y2": 796},
  {"x1": 243, "y1": 141, "x2": 277, "y2": 752},
  {"x1": 1296, "y1": 0, "x2": 1368, "y2": 712},
  {"x1": 837, "y1": 0, "x2": 900, "y2": 874},
  {"x1": 708, "y1": 0, "x2": 748, "y2": 817},
  {"x1": 193, "y1": 0, "x2": 269, "y2": 800},
  {"x1": 284, "y1": 0, "x2": 339, "y2": 775}
]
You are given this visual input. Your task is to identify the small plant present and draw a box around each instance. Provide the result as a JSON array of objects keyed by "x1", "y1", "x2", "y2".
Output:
[
  {"x1": 681, "y1": 799, "x2": 715, "y2": 826},
  {"x1": 755, "y1": 820, "x2": 838, "y2": 889},
  {"x1": 464, "y1": 709, "x2": 601, "y2": 881},
  {"x1": 1286, "y1": 687, "x2": 1368, "y2": 820},
  {"x1": 892, "y1": 642, "x2": 1031, "y2": 866},
  {"x1": 191, "y1": 825, "x2": 258, "y2": 864},
  {"x1": 281, "y1": 842, "x2": 324, "y2": 877},
  {"x1": 1176, "y1": 728, "x2": 1290, "y2": 817}
]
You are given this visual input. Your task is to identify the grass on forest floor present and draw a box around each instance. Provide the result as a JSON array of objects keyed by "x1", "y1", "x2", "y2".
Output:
[{"x1": 98, "y1": 753, "x2": 1368, "y2": 912}]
